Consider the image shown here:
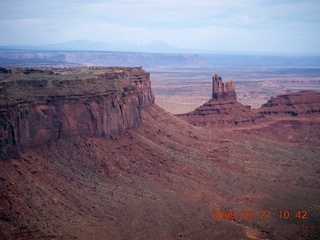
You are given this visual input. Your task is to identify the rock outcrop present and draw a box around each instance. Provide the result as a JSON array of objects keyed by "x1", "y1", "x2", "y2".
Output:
[
  {"x1": 178, "y1": 74, "x2": 320, "y2": 128},
  {"x1": 178, "y1": 74, "x2": 259, "y2": 127},
  {"x1": 178, "y1": 100, "x2": 256, "y2": 127},
  {"x1": 0, "y1": 67, "x2": 154, "y2": 159},
  {"x1": 212, "y1": 74, "x2": 236, "y2": 100},
  {"x1": 258, "y1": 90, "x2": 320, "y2": 116}
]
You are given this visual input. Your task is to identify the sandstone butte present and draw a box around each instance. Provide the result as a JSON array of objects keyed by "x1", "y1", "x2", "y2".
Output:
[
  {"x1": 0, "y1": 67, "x2": 154, "y2": 159},
  {"x1": 0, "y1": 67, "x2": 319, "y2": 240},
  {"x1": 178, "y1": 74, "x2": 320, "y2": 127}
]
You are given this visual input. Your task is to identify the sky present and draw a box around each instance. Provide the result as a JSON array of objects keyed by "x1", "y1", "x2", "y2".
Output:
[{"x1": 0, "y1": 0, "x2": 320, "y2": 53}]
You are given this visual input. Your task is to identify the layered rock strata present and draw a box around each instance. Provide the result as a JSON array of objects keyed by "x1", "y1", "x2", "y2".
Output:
[
  {"x1": 178, "y1": 74, "x2": 320, "y2": 128},
  {"x1": 0, "y1": 67, "x2": 154, "y2": 159},
  {"x1": 178, "y1": 74, "x2": 259, "y2": 127},
  {"x1": 258, "y1": 90, "x2": 320, "y2": 116}
]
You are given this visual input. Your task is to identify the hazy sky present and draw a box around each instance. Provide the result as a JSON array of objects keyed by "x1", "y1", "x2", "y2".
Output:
[{"x1": 0, "y1": 0, "x2": 319, "y2": 53}]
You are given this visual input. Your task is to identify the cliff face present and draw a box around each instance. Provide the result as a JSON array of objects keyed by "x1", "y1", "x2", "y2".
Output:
[{"x1": 0, "y1": 67, "x2": 154, "y2": 159}]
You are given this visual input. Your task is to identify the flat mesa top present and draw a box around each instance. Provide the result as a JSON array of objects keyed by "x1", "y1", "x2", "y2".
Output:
[
  {"x1": 0, "y1": 66, "x2": 142, "y2": 81},
  {"x1": 0, "y1": 66, "x2": 143, "y2": 106}
]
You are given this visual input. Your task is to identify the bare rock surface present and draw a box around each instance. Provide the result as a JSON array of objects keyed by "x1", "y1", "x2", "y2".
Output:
[
  {"x1": 258, "y1": 90, "x2": 320, "y2": 116},
  {"x1": 212, "y1": 74, "x2": 236, "y2": 100},
  {"x1": 178, "y1": 74, "x2": 261, "y2": 127},
  {"x1": 0, "y1": 67, "x2": 154, "y2": 159}
]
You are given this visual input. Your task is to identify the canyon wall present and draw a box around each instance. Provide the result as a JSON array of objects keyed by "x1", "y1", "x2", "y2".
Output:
[{"x1": 0, "y1": 67, "x2": 154, "y2": 159}]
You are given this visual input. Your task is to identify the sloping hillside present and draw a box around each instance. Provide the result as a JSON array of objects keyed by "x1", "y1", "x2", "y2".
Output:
[{"x1": 1, "y1": 105, "x2": 319, "y2": 239}]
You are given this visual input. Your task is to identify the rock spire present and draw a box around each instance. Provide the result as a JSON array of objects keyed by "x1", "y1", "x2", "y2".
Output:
[{"x1": 212, "y1": 74, "x2": 236, "y2": 100}]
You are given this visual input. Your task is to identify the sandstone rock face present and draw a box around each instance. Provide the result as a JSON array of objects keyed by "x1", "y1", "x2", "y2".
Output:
[
  {"x1": 178, "y1": 74, "x2": 257, "y2": 127},
  {"x1": 0, "y1": 67, "x2": 154, "y2": 159},
  {"x1": 178, "y1": 99, "x2": 259, "y2": 127},
  {"x1": 179, "y1": 99, "x2": 256, "y2": 127},
  {"x1": 258, "y1": 90, "x2": 320, "y2": 116},
  {"x1": 212, "y1": 74, "x2": 236, "y2": 100}
]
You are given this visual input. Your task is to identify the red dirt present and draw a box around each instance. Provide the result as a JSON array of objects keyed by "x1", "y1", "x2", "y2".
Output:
[{"x1": 1, "y1": 104, "x2": 319, "y2": 239}]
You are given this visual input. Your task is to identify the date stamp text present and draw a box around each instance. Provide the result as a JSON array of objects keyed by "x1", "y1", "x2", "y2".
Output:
[{"x1": 212, "y1": 209, "x2": 308, "y2": 220}]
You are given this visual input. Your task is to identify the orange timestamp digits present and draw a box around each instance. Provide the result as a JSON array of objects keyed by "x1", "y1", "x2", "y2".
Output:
[
  {"x1": 212, "y1": 209, "x2": 308, "y2": 220},
  {"x1": 279, "y1": 210, "x2": 307, "y2": 220},
  {"x1": 212, "y1": 210, "x2": 237, "y2": 220}
]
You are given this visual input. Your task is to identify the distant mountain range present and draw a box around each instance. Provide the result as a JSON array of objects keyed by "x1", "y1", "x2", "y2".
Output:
[
  {"x1": 1, "y1": 40, "x2": 319, "y2": 56},
  {"x1": 0, "y1": 40, "x2": 214, "y2": 54}
]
